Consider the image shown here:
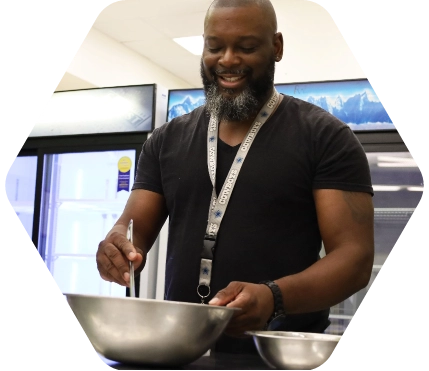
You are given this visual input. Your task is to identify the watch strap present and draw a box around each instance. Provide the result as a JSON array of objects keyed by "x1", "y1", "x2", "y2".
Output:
[{"x1": 259, "y1": 280, "x2": 286, "y2": 330}]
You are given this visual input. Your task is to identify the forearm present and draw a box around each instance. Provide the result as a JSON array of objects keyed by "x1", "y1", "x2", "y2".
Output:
[
  {"x1": 110, "y1": 189, "x2": 168, "y2": 256},
  {"x1": 276, "y1": 243, "x2": 373, "y2": 314}
]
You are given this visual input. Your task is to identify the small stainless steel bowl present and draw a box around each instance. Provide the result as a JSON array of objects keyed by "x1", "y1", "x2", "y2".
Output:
[
  {"x1": 65, "y1": 293, "x2": 238, "y2": 366},
  {"x1": 245, "y1": 331, "x2": 341, "y2": 370}
]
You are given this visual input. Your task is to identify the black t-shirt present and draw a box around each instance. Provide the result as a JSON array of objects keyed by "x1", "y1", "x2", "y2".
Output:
[{"x1": 132, "y1": 94, "x2": 373, "y2": 353}]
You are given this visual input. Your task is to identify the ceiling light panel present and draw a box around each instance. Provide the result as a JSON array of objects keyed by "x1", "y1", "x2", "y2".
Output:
[{"x1": 173, "y1": 36, "x2": 204, "y2": 56}]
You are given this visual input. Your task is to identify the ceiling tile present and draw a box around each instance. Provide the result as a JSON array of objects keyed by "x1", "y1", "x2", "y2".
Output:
[
  {"x1": 93, "y1": 19, "x2": 164, "y2": 43},
  {"x1": 95, "y1": 0, "x2": 212, "y2": 22},
  {"x1": 143, "y1": 12, "x2": 206, "y2": 38}
]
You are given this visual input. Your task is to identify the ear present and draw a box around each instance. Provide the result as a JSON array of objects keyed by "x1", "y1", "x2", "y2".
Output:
[{"x1": 273, "y1": 32, "x2": 284, "y2": 62}]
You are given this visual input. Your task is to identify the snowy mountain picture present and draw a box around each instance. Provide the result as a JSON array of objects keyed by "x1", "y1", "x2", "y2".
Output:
[
  {"x1": 167, "y1": 79, "x2": 394, "y2": 131},
  {"x1": 167, "y1": 89, "x2": 205, "y2": 121},
  {"x1": 276, "y1": 79, "x2": 394, "y2": 131}
]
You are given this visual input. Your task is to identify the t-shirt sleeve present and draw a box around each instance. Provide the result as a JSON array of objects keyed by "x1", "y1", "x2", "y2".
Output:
[
  {"x1": 312, "y1": 119, "x2": 374, "y2": 196},
  {"x1": 132, "y1": 128, "x2": 164, "y2": 195}
]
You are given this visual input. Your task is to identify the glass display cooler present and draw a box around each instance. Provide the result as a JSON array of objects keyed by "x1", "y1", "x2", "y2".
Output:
[
  {"x1": 6, "y1": 83, "x2": 168, "y2": 299},
  {"x1": 325, "y1": 131, "x2": 423, "y2": 334}
]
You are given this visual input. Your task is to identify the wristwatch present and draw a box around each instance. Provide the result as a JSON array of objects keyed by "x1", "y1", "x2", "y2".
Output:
[{"x1": 259, "y1": 280, "x2": 286, "y2": 331}]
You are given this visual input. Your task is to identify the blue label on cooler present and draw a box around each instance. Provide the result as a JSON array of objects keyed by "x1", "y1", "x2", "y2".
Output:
[
  {"x1": 117, "y1": 156, "x2": 132, "y2": 192},
  {"x1": 117, "y1": 170, "x2": 130, "y2": 192}
]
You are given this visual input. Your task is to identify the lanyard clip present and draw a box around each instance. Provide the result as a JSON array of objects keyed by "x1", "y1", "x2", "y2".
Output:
[{"x1": 202, "y1": 236, "x2": 216, "y2": 259}]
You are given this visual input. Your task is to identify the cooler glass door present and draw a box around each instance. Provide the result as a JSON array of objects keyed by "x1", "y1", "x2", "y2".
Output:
[
  {"x1": 5, "y1": 156, "x2": 38, "y2": 239},
  {"x1": 327, "y1": 151, "x2": 424, "y2": 334},
  {"x1": 38, "y1": 149, "x2": 136, "y2": 297}
]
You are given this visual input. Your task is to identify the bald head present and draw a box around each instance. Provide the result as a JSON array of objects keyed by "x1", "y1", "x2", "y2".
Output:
[{"x1": 205, "y1": 0, "x2": 278, "y2": 34}]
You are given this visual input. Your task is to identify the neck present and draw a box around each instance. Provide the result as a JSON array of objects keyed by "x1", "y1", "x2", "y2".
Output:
[
  {"x1": 218, "y1": 120, "x2": 251, "y2": 147},
  {"x1": 221, "y1": 114, "x2": 255, "y2": 128}
]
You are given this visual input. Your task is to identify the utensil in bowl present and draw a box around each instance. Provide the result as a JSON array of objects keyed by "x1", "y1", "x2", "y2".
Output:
[
  {"x1": 245, "y1": 331, "x2": 341, "y2": 370},
  {"x1": 65, "y1": 293, "x2": 239, "y2": 366},
  {"x1": 126, "y1": 219, "x2": 135, "y2": 298}
]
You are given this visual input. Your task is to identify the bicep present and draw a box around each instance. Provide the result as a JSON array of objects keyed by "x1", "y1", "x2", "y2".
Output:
[
  {"x1": 313, "y1": 189, "x2": 374, "y2": 258},
  {"x1": 116, "y1": 189, "x2": 168, "y2": 252}
]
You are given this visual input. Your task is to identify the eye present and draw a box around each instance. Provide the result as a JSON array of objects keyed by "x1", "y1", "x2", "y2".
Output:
[
  {"x1": 207, "y1": 47, "x2": 221, "y2": 53},
  {"x1": 205, "y1": 42, "x2": 222, "y2": 53},
  {"x1": 240, "y1": 46, "x2": 256, "y2": 53}
]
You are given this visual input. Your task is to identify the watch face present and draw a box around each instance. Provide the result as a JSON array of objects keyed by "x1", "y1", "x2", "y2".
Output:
[{"x1": 267, "y1": 314, "x2": 287, "y2": 331}]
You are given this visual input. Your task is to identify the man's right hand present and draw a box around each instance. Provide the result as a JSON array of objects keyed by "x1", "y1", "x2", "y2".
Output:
[{"x1": 96, "y1": 230, "x2": 145, "y2": 287}]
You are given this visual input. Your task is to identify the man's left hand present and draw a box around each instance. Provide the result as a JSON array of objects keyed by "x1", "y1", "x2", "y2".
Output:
[{"x1": 209, "y1": 281, "x2": 274, "y2": 337}]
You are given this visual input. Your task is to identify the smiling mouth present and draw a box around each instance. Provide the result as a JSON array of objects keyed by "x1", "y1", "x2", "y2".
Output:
[{"x1": 218, "y1": 75, "x2": 245, "y2": 82}]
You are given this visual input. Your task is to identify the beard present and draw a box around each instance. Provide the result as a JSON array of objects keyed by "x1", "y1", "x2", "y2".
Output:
[{"x1": 200, "y1": 57, "x2": 275, "y2": 122}]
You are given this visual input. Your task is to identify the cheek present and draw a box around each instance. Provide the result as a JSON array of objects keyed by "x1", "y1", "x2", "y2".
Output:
[
  {"x1": 202, "y1": 56, "x2": 216, "y2": 75},
  {"x1": 250, "y1": 57, "x2": 273, "y2": 76},
  {"x1": 202, "y1": 53, "x2": 215, "y2": 64}
]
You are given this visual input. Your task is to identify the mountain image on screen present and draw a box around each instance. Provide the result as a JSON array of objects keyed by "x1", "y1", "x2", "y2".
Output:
[
  {"x1": 307, "y1": 91, "x2": 392, "y2": 125},
  {"x1": 167, "y1": 81, "x2": 394, "y2": 131},
  {"x1": 168, "y1": 96, "x2": 205, "y2": 121}
]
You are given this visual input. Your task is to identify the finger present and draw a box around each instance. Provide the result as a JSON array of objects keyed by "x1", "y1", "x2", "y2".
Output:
[
  {"x1": 131, "y1": 249, "x2": 144, "y2": 269},
  {"x1": 225, "y1": 294, "x2": 249, "y2": 309},
  {"x1": 209, "y1": 281, "x2": 244, "y2": 306},
  {"x1": 110, "y1": 232, "x2": 138, "y2": 261},
  {"x1": 98, "y1": 263, "x2": 127, "y2": 286},
  {"x1": 99, "y1": 248, "x2": 144, "y2": 283},
  {"x1": 97, "y1": 242, "x2": 130, "y2": 285},
  {"x1": 97, "y1": 253, "x2": 128, "y2": 286},
  {"x1": 99, "y1": 270, "x2": 122, "y2": 286},
  {"x1": 96, "y1": 246, "x2": 117, "y2": 282}
]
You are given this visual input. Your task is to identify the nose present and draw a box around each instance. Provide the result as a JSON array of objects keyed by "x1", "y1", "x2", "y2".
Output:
[{"x1": 219, "y1": 47, "x2": 240, "y2": 68}]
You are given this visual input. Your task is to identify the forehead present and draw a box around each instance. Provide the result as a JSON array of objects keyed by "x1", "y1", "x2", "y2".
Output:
[{"x1": 204, "y1": 6, "x2": 274, "y2": 40}]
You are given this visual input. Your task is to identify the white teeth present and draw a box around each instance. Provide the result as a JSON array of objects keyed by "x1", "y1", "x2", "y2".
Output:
[{"x1": 222, "y1": 76, "x2": 243, "y2": 82}]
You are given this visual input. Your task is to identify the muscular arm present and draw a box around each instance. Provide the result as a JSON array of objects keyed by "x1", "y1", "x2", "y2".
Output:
[
  {"x1": 210, "y1": 189, "x2": 374, "y2": 335},
  {"x1": 96, "y1": 189, "x2": 168, "y2": 286},
  {"x1": 276, "y1": 189, "x2": 374, "y2": 313}
]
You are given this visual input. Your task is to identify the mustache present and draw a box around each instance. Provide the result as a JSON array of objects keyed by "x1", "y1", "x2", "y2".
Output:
[{"x1": 213, "y1": 68, "x2": 251, "y2": 75}]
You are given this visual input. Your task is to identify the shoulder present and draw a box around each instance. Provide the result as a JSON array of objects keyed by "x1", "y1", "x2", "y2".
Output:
[
  {"x1": 278, "y1": 94, "x2": 356, "y2": 142},
  {"x1": 280, "y1": 94, "x2": 346, "y2": 128},
  {"x1": 148, "y1": 105, "x2": 207, "y2": 143}
]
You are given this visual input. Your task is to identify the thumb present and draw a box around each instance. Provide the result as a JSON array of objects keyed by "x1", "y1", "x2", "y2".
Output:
[
  {"x1": 208, "y1": 281, "x2": 243, "y2": 306},
  {"x1": 132, "y1": 249, "x2": 146, "y2": 272}
]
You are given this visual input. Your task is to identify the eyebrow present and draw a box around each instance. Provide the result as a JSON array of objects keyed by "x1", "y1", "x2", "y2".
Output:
[{"x1": 205, "y1": 35, "x2": 262, "y2": 42}]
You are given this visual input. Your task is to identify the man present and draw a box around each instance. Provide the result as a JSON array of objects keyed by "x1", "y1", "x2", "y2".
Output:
[{"x1": 96, "y1": 0, "x2": 374, "y2": 354}]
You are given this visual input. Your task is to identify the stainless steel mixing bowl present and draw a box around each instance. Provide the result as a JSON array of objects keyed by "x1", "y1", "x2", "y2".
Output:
[
  {"x1": 246, "y1": 331, "x2": 341, "y2": 370},
  {"x1": 65, "y1": 293, "x2": 238, "y2": 366}
]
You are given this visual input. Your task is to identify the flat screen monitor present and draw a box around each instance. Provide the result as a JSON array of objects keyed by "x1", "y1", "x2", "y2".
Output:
[
  {"x1": 166, "y1": 88, "x2": 205, "y2": 122},
  {"x1": 166, "y1": 79, "x2": 394, "y2": 132},
  {"x1": 30, "y1": 84, "x2": 156, "y2": 137},
  {"x1": 275, "y1": 78, "x2": 394, "y2": 132}
]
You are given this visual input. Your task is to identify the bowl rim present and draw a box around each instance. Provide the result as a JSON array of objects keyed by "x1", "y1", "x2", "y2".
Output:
[
  {"x1": 245, "y1": 330, "x2": 341, "y2": 342},
  {"x1": 63, "y1": 292, "x2": 241, "y2": 312}
]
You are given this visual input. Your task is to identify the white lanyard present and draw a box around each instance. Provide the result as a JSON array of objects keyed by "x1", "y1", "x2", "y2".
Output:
[{"x1": 197, "y1": 88, "x2": 280, "y2": 303}]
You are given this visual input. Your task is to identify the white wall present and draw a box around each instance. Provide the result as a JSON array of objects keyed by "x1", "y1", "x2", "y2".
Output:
[
  {"x1": 56, "y1": 72, "x2": 97, "y2": 91},
  {"x1": 56, "y1": 28, "x2": 193, "y2": 91},
  {"x1": 273, "y1": 0, "x2": 365, "y2": 83}
]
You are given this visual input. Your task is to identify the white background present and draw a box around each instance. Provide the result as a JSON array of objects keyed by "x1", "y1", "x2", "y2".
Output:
[
  {"x1": 0, "y1": 0, "x2": 427, "y2": 368},
  {"x1": 0, "y1": 0, "x2": 104, "y2": 369}
]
